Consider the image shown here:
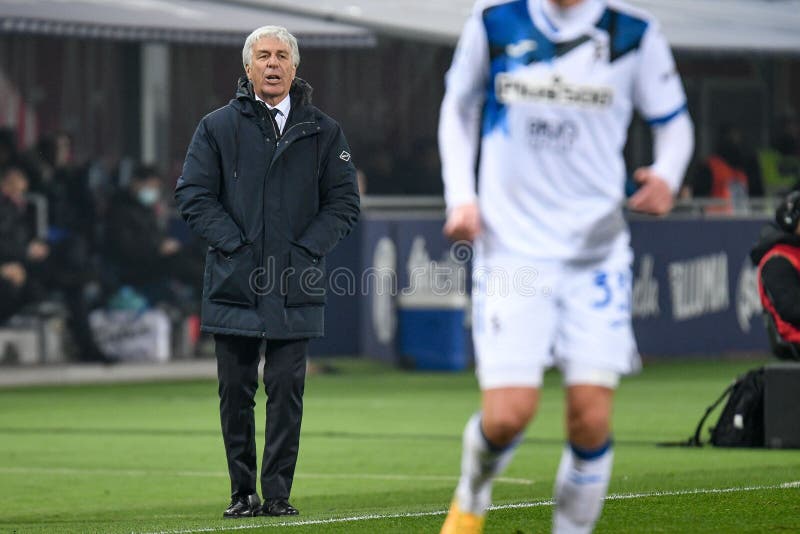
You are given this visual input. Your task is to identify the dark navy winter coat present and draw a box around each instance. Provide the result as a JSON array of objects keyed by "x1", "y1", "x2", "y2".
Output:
[{"x1": 175, "y1": 77, "x2": 360, "y2": 339}]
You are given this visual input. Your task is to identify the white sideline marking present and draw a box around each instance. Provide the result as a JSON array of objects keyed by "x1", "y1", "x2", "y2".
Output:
[
  {"x1": 0, "y1": 466, "x2": 531, "y2": 485},
  {"x1": 298, "y1": 473, "x2": 532, "y2": 485},
  {"x1": 137, "y1": 481, "x2": 800, "y2": 534}
]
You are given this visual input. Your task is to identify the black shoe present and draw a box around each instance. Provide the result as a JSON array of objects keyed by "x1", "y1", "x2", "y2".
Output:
[
  {"x1": 261, "y1": 499, "x2": 299, "y2": 516},
  {"x1": 223, "y1": 493, "x2": 261, "y2": 519}
]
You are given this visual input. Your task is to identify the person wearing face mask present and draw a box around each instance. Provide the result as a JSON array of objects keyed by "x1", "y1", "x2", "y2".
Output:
[
  {"x1": 439, "y1": 0, "x2": 693, "y2": 532},
  {"x1": 104, "y1": 165, "x2": 203, "y2": 302}
]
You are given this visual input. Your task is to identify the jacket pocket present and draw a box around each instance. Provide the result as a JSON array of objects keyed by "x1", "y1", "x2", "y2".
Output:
[
  {"x1": 208, "y1": 245, "x2": 257, "y2": 307},
  {"x1": 285, "y1": 246, "x2": 326, "y2": 307}
]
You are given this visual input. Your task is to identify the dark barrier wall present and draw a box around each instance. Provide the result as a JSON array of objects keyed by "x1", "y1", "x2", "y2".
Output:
[
  {"x1": 313, "y1": 215, "x2": 771, "y2": 358},
  {"x1": 629, "y1": 218, "x2": 767, "y2": 355}
]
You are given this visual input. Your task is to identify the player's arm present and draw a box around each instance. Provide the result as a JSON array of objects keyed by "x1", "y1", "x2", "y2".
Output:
[
  {"x1": 629, "y1": 113, "x2": 693, "y2": 215},
  {"x1": 439, "y1": 7, "x2": 489, "y2": 241},
  {"x1": 628, "y1": 20, "x2": 694, "y2": 216}
]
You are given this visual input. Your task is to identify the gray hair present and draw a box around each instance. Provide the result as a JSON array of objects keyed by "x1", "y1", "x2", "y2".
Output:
[{"x1": 242, "y1": 26, "x2": 300, "y2": 70}]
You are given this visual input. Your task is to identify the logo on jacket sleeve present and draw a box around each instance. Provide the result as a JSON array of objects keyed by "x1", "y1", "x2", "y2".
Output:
[{"x1": 339, "y1": 150, "x2": 351, "y2": 162}]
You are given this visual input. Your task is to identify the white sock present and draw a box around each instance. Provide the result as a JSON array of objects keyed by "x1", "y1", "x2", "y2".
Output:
[
  {"x1": 552, "y1": 441, "x2": 613, "y2": 534},
  {"x1": 454, "y1": 412, "x2": 519, "y2": 515}
]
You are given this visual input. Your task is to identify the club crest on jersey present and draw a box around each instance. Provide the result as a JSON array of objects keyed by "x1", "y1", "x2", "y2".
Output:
[
  {"x1": 506, "y1": 39, "x2": 538, "y2": 58},
  {"x1": 495, "y1": 73, "x2": 613, "y2": 109}
]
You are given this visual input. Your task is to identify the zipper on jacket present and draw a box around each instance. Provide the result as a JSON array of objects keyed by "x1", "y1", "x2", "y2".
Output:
[
  {"x1": 257, "y1": 131, "x2": 272, "y2": 326},
  {"x1": 256, "y1": 117, "x2": 318, "y2": 337},
  {"x1": 257, "y1": 122, "x2": 279, "y2": 335}
]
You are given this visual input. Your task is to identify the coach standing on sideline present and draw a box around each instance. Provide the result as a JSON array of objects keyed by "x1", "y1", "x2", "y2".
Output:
[{"x1": 175, "y1": 26, "x2": 359, "y2": 518}]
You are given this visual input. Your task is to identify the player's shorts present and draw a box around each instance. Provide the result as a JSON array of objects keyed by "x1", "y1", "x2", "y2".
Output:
[{"x1": 471, "y1": 246, "x2": 641, "y2": 390}]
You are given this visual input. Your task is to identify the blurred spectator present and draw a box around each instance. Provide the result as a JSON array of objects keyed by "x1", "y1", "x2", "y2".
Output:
[
  {"x1": 0, "y1": 166, "x2": 31, "y2": 324},
  {"x1": 28, "y1": 132, "x2": 97, "y2": 248},
  {"x1": 691, "y1": 124, "x2": 763, "y2": 212},
  {"x1": 758, "y1": 112, "x2": 800, "y2": 196},
  {"x1": 104, "y1": 164, "x2": 203, "y2": 307},
  {"x1": 0, "y1": 166, "x2": 39, "y2": 266},
  {"x1": 0, "y1": 165, "x2": 109, "y2": 362}
]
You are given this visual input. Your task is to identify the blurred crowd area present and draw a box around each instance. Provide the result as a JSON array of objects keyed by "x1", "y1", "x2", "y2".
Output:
[
  {"x1": 677, "y1": 113, "x2": 800, "y2": 212},
  {"x1": 1, "y1": 111, "x2": 799, "y2": 364},
  {"x1": 2, "y1": 33, "x2": 799, "y2": 202},
  {"x1": 0, "y1": 128, "x2": 204, "y2": 363}
]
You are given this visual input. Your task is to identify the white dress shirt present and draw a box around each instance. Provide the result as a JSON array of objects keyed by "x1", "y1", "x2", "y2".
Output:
[{"x1": 255, "y1": 92, "x2": 291, "y2": 134}]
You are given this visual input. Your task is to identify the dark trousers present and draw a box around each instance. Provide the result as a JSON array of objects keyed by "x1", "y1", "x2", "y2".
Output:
[{"x1": 214, "y1": 334, "x2": 308, "y2": 500}]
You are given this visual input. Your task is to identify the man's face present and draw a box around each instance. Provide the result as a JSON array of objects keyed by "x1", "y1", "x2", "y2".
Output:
[
  {"x1": 0, "y1": 169, "x2": 29, "y2": 202},
  {"x1": 245, "y1": 36, "x2": 296, "y2": 105},
  {"x1": 131, "y1": 175, "x2": 162, "y2": 208}
]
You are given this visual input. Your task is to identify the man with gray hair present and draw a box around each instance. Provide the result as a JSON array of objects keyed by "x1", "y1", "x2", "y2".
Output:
[{"x1": 175, "y1": 26, "x2": 360, "y2": 518}]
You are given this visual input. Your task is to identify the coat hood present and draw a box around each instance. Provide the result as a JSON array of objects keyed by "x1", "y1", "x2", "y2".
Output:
[
  {"x1": 750, "y1": 223, "x2": 800, "y2": 265},
  {"x1": 234, "y1": 76, "x2": 313, "y2": 108}
]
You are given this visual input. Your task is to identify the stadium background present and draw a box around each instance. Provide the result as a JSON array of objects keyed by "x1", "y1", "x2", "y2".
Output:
[{"x1": 1, "y1": 1, "x2": 800, "y2": 532}]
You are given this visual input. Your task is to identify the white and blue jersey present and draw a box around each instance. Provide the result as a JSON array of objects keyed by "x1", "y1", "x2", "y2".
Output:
[{"x1": 440, "y1": 0, "x2": 689, "y2": 261}]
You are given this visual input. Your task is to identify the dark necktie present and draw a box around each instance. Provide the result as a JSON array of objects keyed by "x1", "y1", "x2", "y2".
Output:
[{"x1": 268, "y1": 107, "x2": 282, "y2": 138}]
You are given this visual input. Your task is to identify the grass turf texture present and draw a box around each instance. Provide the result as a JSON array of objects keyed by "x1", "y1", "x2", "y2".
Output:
[{"x1": 1, "y1": 358, "x2": 799, "y2": 533}]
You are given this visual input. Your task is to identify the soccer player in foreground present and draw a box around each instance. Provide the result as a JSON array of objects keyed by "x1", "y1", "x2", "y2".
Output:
[{"x1": 438, "y1": 0, "x2": 693, "y2": 532}]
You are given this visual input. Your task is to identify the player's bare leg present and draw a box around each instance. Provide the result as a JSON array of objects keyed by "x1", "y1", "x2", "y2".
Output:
[
  {"x1": 441, "y1": 387, "x2": 538, "y2": 534},
  {"x1": 553, "y1": 385, "x2": 614, "y2": 534}
]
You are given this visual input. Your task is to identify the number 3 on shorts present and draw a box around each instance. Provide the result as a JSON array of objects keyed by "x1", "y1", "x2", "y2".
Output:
[{"x1": 592, "y1": 270, "x2": 631, "y2": 320}]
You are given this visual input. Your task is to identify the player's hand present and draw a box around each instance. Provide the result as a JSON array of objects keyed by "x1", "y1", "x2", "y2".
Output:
[
  {"x1": 0, "y1": 262, "x2": 26, "y2": 287},
  {"x1": 443, "y1": 201, "x2": 481, "y2": 242},
  {"x1": 627, "y1": 167, "x2": 674, "y2": 216}
]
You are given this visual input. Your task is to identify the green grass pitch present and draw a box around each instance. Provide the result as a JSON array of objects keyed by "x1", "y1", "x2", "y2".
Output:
[{"x1": 1, "y1": 357, "x2": 799, "y2": 533}]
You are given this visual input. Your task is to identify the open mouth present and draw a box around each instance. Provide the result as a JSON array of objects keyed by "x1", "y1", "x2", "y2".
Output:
[{"x1": 266, "y1": 74, "x2": 281, "y2": 83}]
